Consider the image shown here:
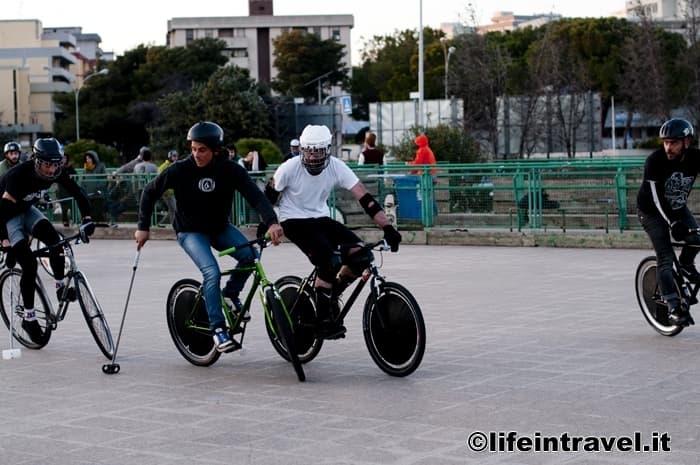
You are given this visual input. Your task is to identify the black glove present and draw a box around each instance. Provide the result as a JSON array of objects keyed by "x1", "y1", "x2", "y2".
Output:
[
  {"x1": 79, "y1": 218, "x2": 95, "y2": 243},
  {"x1": 81, "y1": 218, "x2": 95, "y2": 236},
  {"x1": 382, "y1": 225, "x2": 402, "y2": 252},
  {"x1": 672, "y1": 221, "x2": 693, "y2": 241}
]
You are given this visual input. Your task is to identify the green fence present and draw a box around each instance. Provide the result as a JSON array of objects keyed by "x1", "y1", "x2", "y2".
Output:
[{"x1": 52, "y1": 158, "x2": 651, "y2": 233}]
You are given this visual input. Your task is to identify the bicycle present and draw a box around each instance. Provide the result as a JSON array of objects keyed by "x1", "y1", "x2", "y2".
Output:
[
  {"x1": 165, "y1": 236, "x2": 305, "y2": 382},
  {"x1": 271, "y1": 240, "x2": 426, "y2": 377},
  {"x1": 635, "y1": 240, "x2": 699, "y2": 336},
  {"x1": 0, "y1": 226, "x2": 115, "y2": 358}
]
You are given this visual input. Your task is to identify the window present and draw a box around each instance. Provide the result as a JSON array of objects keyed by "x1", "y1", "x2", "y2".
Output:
[
  {"x1": 312, "y1": 27, "x2": 321, "y2": 37},
  {"x1": 219, "y1": 28, "x2": 233, "y2": 38},
  {"x1": 233, "y1": 28, "x2": 246, "y2": 37},
  {"x1": 205, "y1": 29, "x2": 214, "y2": 38},
  {"x1": 185, "y1": 29, "x2": 194, "y2": 44},
  {"x1": 332, "y1": 29, "x2": 341, "y2": 41},
  {"x1": 232, "y1": 48, "x2": 248, "y2": 58}
]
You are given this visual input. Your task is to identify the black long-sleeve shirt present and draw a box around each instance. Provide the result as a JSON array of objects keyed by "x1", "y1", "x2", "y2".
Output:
[
  {"x1": 637, "y1": 147, "x2": 700, "y2": 221},
  {"x1": 137, "y1": 155, "x2": 277, "y2": 233}
]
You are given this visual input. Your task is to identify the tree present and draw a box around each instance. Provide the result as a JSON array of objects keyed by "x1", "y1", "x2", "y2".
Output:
[
  {"x1": 351, "y1": 27, "x2": 445, "y2": 119},
  {"x1": 200, "y1": 66, "x2": 272, "y2": 140},
  {"x1": 272, "y1": 30, "x2": 349, "y2": 103},
  {"x1": 53, "y1": 39, "x2": 228, "y2": 163}
]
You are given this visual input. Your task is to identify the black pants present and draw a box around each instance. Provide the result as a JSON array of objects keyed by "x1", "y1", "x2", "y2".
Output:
[
  {"x1": 281, "y1": 217, "x2": 362, "y2": 283},
  {"x1": 639, "y1": 208, "x2": 699, "y2": 306}
]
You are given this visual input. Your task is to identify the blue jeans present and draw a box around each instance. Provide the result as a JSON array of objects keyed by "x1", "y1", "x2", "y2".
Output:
[
  {"x1": 177, "y1": 225, "x2": 256, "y2": 330},
  {"x1": 639, "y1": 208, "x2": 699, "y2": 307}
]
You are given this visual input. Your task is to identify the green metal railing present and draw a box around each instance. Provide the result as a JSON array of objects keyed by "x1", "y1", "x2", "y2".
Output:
[{"x1": 54, "y1": 158, "x2": 650, "y2": 233}]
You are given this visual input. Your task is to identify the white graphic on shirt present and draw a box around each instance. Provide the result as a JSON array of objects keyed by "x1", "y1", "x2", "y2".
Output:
[
  {"x1": 198, "y1": 178, "x2": 215, "y2": 192},
  {"x1": 665, "y1": 172, "x2": 694, "y2": 210},
  {"x1": 22, "y1": 189, "x2": 48, "y2": 203}
]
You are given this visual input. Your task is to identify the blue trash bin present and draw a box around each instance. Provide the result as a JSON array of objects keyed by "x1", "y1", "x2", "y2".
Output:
[{"x1": 394, "y1": 175, "x2": 422, "y2": 220}]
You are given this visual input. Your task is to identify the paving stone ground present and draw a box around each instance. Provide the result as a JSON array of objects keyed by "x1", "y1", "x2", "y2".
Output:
[{"x1": 1, "y1": 239, "x2": 698, "y2": 464}]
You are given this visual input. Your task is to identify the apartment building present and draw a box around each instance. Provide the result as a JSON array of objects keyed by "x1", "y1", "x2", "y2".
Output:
[
  {"x1": 0, "y1": 20, "x2": 104, "y2": 144},
  {"x1": 166, "y1": 0, "x2": 353, "y2": 84}
]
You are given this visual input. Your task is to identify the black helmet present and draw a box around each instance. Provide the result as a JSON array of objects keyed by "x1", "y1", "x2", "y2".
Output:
[
  {"x1": 33, "y1": 138, "x2": 63, "y2": 180},
  {"x1": 187, "y1": 121, "x2": 224, "y2": 150},
  {"x1": 3, "y1": 141, "x2": 20, "y2": 154},
  {"x1": 659, "y1": 118, "x2": 695, "y2": 140}
]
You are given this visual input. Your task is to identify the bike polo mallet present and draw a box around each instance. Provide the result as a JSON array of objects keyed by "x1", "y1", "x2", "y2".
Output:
[{"x1": 102, "y1": 248, "x2": 141, "y2": 374}]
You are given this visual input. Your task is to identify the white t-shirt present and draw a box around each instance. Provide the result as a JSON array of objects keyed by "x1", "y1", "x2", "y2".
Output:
[{"x1": 273, "y1": 157, "x2": 359, "y2": 221}]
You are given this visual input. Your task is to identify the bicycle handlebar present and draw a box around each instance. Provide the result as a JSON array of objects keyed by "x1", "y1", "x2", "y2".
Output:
[
  {"x1": 0, "y1": 222, "x2": 101, "y2": 256},
  {"x1": 218, "y1": 234, "x2": 270, "y2": 258}
]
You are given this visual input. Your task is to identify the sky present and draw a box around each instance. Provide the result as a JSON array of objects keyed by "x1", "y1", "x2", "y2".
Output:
[{"x1": 4, "y1": 0, "x2": 627, "y2": 65}]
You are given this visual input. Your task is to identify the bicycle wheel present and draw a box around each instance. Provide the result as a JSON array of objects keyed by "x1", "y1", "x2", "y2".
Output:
[
  {"x1": 166, "y1": 278, "x2": 220, "y2": 366},
  {"x1": 635, "y1": 256, "x2": 684, "y2": 337},
  {"x1": 363, "y1": 281, "x2": 425, "y2": 377},
  {"x1": 74, "y1": 271, "x2": 115, "y2": 359},
  {"x1": 264, "y1": 286, "x2": 305, "y2": 382},
  {"x1": 0, "y1": 269, "x2": 53, "y2": 349},
  {"x1": 34, "y1": 236, "x2": 70, "y2": 278},
  {"x1": 270, "y1": 276, "x2": 323, "y2": 364}
]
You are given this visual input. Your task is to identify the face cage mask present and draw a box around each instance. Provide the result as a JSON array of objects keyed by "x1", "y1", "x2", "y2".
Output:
[
  {"x1": 34, "y1": 158, "x2": 63, "y2": 180},
  {"x1": 301, "y1": 147, "x2": 329, "y2": 176}
]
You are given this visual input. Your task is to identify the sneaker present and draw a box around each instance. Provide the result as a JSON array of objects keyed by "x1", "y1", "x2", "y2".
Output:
[
  {"x1": 668, "y1": 304, "x2": 691, "y2": 326},
  {"x1": 223, "y1": 293, "x2": 250, "y2": 322},
  {"x1": 22, "y1": 319, "x2": 44, "y2": 343},
  {"x1": 212, "y1": 327, "x2": 235, "y2": 352},
  {"x1": 56, "y1": 285, "x2": 77, "y2": 302},
  {"x1": 316, "y1": 319, "x2": 347, "y2": 340},
  {"x1": 681, "y1": 264, "x2": 700, "y2": 282}
]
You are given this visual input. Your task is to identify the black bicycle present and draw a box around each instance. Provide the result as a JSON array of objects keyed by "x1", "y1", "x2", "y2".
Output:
[
  {"x1": 165, "y1": 236, "x2": 305, "y2": 382},
  {"x1": 0, "y1": 227, "x2": 114, "y2": 357},
  {"x1": 635, "y1": 241, "x2": 698, "y2": 336},
  {"x1": 271, "y1": 240, "x2": 426, "y2": 377}
]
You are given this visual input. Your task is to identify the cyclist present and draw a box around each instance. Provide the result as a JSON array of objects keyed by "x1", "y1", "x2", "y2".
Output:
[
  {"x1": 0, "y1": 141, "x2": 22, "y2": 177},
  {"x1": 0, "y1": 138, "x2": 94, "y2": 342},
  {"x1": 266, "y1": 124, "x2": 402, "y2": 339},
  {"x1": 637, "y1": 117, "x2": 700, "y2": 326},
  {"x1": 134, "y1": 121, "x2": 283, "y2": 353}
]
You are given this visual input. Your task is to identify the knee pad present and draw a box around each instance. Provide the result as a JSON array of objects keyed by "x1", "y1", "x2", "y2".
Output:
[
  {"x1": 317, "y1": 253, "x2": 342, "y2": 283},
  {"x1": 12, "y1": 240, "x2": 37, "y2": 273},
  {"x1": 32, "y1": 219, "x2": 61, "y2": 245},
  {"x1": 344, "y1": 248, "x2": 373, "y2": 275}
]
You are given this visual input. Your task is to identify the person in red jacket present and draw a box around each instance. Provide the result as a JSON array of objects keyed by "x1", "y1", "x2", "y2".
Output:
[{"x1": 407, "y1": 134, "x2": 437, "y2": 175}]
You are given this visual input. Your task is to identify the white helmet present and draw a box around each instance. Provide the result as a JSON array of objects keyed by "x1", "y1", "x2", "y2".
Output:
[{"x1": 299, "y1": 125, "x2": 332, "y2": 175}]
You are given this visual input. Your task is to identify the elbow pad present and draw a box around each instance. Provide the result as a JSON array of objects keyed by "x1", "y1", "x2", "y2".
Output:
[{"x1": 359, "y1": 193, "x2": 383, "y2": 218}]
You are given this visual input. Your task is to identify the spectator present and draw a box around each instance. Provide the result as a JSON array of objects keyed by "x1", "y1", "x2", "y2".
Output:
[
  {"x1": 158, "y1": 150, "x2": 179, "y2": 225},
  {"x1": 283, "y1": 139, "x2": 300, "y2": 162},
  {"x1": 241, "y1": 150, "x2": 268, "y2": 173},
  {"x1": 82, "y1": 150, "x2": 108, "y2": 222},
  {"x1": 227, "y1": 144, "x2": 241, "y2": 163},
  {"x1": 133, "y1": 149, "x2": 158, "y2": 174},
  {"x1": 114, "y1": 146, "x2": 149, "y2": 175},
  {"x1": 56, "y1": 155, "x2": 77, "y2": 226},
  {"x1": 108, "y1": 146, "x2": 151, "y2": 227},
  {"x1": 407, "y1": 134, "x2": 437, "y2": 175},
  {"x1": 357, "y1": 132, "x2": 384, "y2": 165},
  {"x1": 0, "y1": 141, "x2": 22, "y2": 178}
]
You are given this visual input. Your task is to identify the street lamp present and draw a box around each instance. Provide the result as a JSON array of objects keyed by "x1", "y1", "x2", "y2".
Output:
[
  {"x1": 75, "y1": 68, "x2": 108, "y2": 141},
  {"x1": 440, "y1": 38, "x2": 456, "y2": 100}
]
